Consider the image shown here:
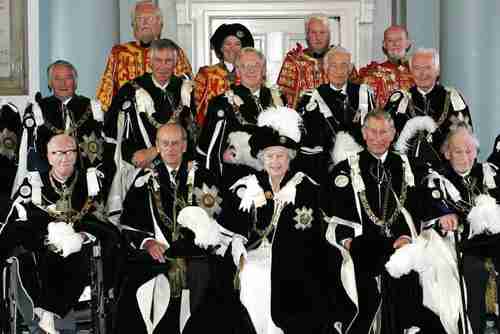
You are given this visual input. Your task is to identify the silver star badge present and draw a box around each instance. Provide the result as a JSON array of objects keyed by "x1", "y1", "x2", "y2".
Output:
[{"x1": 293, "y1": 206, "x2": 313, "y2": 230}]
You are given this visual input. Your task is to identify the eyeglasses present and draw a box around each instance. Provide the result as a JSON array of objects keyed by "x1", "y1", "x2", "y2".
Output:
[
  {"x1": 50, "y1": 149, "x2": 77, "y2": 158},
  {"x1": 135, "y1": 15, "x2": 158, "y2": 25},
  {"x1": 327, "y1": 63, "x2": 351, "y2": 72},
  {"x1": 238, "y1": 63, "x2": 263, "y2": 73},
  {"x1": 158, "y1": 139, "x2": 185, "y2": 148}
]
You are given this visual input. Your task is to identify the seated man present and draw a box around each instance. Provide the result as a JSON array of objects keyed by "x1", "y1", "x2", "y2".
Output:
[
  {"x1": 0, "y1": 134, "x2": 117, "y2": 334},
  {"x1": 322, "y1": 110, "x2": 425, "y2": 334},
  {"x1": 421, "y1": 124, "x2": 500, "y2": 334},
  {"x1": 13, "y1": 60, "x2": 107, "y2": 203},
  {"x1": 114, "y1": 123, "x2": 222, "y2": 334}
]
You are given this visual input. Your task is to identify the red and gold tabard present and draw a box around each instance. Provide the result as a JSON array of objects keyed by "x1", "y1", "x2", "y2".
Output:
[
  {"x1": 358, "y1": 60, "x2": 414, "y2": 108},
  {"x1": 277, "y1": 43, "x2": 359, "y2": 109},
  {"x1": 277, "y1": 44, "x2": 328, "y2": 109},
  {"x1": 193, "y1": 63, "x2": 240, "y2": 126},
  {"x1": 96, "y1": 41, "x2": 192, "y2": 111}
]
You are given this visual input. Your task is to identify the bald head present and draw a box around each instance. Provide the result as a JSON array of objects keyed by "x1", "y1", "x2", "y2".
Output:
[
  {"x1": 132, "y1": 1, "x2": 163, "y2": 43},
  {"x1": 47, "y1": 134, "x2": 78, "y2": 180},
  {"x1": 383, "y1": 25, "x2": 411, "y2": 61}
]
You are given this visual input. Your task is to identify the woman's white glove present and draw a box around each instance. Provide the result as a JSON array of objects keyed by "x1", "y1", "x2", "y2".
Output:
[
  {"x1": 60, "y1": 233, "x2": 84, "y2": 257},
  {"x1": 231, "y1": 235, "x2": 247, "y2": 269},
  {"x1": 47, "y1": 222, "x2": 84, "y2": 257}
]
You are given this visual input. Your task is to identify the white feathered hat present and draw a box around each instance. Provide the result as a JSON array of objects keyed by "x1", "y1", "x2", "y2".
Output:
[{"x1": 249, "y1": 106, "x2": 302, "y2": 157}]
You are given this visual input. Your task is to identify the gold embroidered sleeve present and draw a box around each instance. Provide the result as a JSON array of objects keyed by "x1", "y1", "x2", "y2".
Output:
[
  {"x1": 175, "y1": 48, "x2": 193, "y2": 78},
  {"x1": 96, "y1": 49, "x2": 118, "y2": 112},
  {"x1": 277, "y1": 56, "x2": 300, "y2": 108}
]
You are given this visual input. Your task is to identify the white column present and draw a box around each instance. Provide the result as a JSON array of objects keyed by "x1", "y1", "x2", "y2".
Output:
[
  {"x1": 43, "y1": 0, "x2": 120, "y2": 98},
  {"x1": 440, "y1": 0, "x2": 500, "y2": 159}
]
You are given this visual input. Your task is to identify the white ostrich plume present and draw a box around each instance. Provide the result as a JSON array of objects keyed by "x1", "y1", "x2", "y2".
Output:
[
  {"x1": 467, "y1": 194, "x2": 500, "y2": 237},
  {"x1": 177, "y1": 206, "x2": 221, "y2": 249},
  {"x1": 257, "y1": 106, "x2": 302, "y2": 143},
  {"x1": 224, "y1": 131, "x2": 264, "y2": 170},
  {"x1": 331, "y1": 131, "x2": 363, "y2": 165},
  {"x1": 394, "y1": 116, "x2": 437, "y2": 153}
]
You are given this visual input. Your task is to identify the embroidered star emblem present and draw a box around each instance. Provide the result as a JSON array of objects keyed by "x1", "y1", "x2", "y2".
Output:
[
  {"x1": 293, "y1": 206, "x2": 313, "y2": 230},
  {"x1": 79, "y1": 131, "x2": 104, "y2": 163},
  {"x1": 193, "y1": 183, "x2": 222, "y2": 218}
]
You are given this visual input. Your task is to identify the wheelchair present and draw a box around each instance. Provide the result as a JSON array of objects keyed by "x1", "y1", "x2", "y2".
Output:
[{"x1": 1, "y1": 240, "x2": 113, "y2": 334}]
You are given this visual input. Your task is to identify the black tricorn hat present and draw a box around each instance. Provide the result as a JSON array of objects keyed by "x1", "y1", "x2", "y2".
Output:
[
  {"x1": 210, "y1": 23, "x2": 254, "y2": 59},
  {"x1": 248, "y1": 106, "x2": 302, "y2": 158},
  {"x1": 249, "y1": 126, "x2": 299, "y2": 158}
]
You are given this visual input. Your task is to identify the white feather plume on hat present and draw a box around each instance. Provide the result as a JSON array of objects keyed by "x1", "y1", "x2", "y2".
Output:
[
  {"x1": 257, "y1": 106, "x2": 302, "y2": 143},
  {"x1": 394, "y1": 116, "x2": 437, "y2": 154}
]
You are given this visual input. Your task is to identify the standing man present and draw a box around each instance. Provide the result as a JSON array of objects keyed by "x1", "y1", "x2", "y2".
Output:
[
  {"x1": 296, "y1": 46, "x2": 374, "y2": 182},
  {"x1": 277, "y1": 14, "x2": 358, "y2": 108},
  {"x1": 104, "y1": 39, "x2": 195, "y2": 223},
  {"x1": 323, "y1": 110, "x2": 424, "y2": 334},
  {"x1": 358, "y1": 25, "x2": 414, "y2": 107},
  {"x1": 96, "y1": 0, "x2": 192, "y2": 112},
  {"x1": 14, "y1": 60, "x2": 105, "y2": 197},
  {"x1": 193, "y1": 23, "x2": 254, "y2": 125},
  {"x1": 385, "y1": 48, "x2": 471, "y2": 167},
  {"x1": 197, "y1": 47, "x2": 284, "y2": 184}
]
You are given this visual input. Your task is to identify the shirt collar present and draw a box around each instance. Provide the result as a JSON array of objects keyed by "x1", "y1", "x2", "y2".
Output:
[
  {"x1": 458, "y1": 170, "x2": 471, "y2": 178},
  {"x1": 55, "y1": 96, "x2": 73, "y2": 105},
  {"x1": 224, "y1": 61, "x2": 234, "y2": 72},
  {"x1": 152, "y1": 76, "x2": 169, "y2": 90},
  {"x1": 417, "y1": 84, "x2": 435, "y2": 96},
  {"x1": 165, "y1": 164, "x2": 180, "y2": 182},
  {"x1": 330, "y1": 83, "x2": 347, "y2": 94},
  {"x1": 369, "y1": 151, "x2": 388, "y2": 163}
]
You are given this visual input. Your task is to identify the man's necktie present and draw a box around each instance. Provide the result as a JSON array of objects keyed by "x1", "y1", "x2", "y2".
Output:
[
  {"x1": 170, "y1": 169, "x2": 177, "y2": 186},
  {"x1": 62, "y1": 103, "x2": 72, "y2": 131}
]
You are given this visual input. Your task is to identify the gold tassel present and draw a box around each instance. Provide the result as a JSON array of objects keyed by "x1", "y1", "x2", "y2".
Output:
[{"x1": 485, "y1": 258, "x2": 498, "y2": 315}]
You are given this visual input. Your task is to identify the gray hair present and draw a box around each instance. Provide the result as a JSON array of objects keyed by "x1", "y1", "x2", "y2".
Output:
[
  {"x1": 235, "y1": 47, "x2": 267, "y2": 70},
  {"x1": 130, "y1": 0, "x2": 163, "y2": 27},
  {"x1": 362, "y1": 109, "x2": 395, "y2": 129},
  {"x1": 440, "y1": 122, "x2": 479, "y2": 155},
  {"x1": 305, "y1": 14, "x2": 330, "y2": 34},
  {"x1": 149, "y1": 38, "x2": 179, "y2": 62},
  {"x1": 323, "y1": 46, "x2": 353, "y2": 72},
  {"x1": 257, "y1": 148, "x2": 297, "y2": 162},
  {"x1": 410, "y1": 48, "x2": 440, "y2": 71},
  {"x1": 47, "y1": 60, "x2": 78, "y2": 90}
]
